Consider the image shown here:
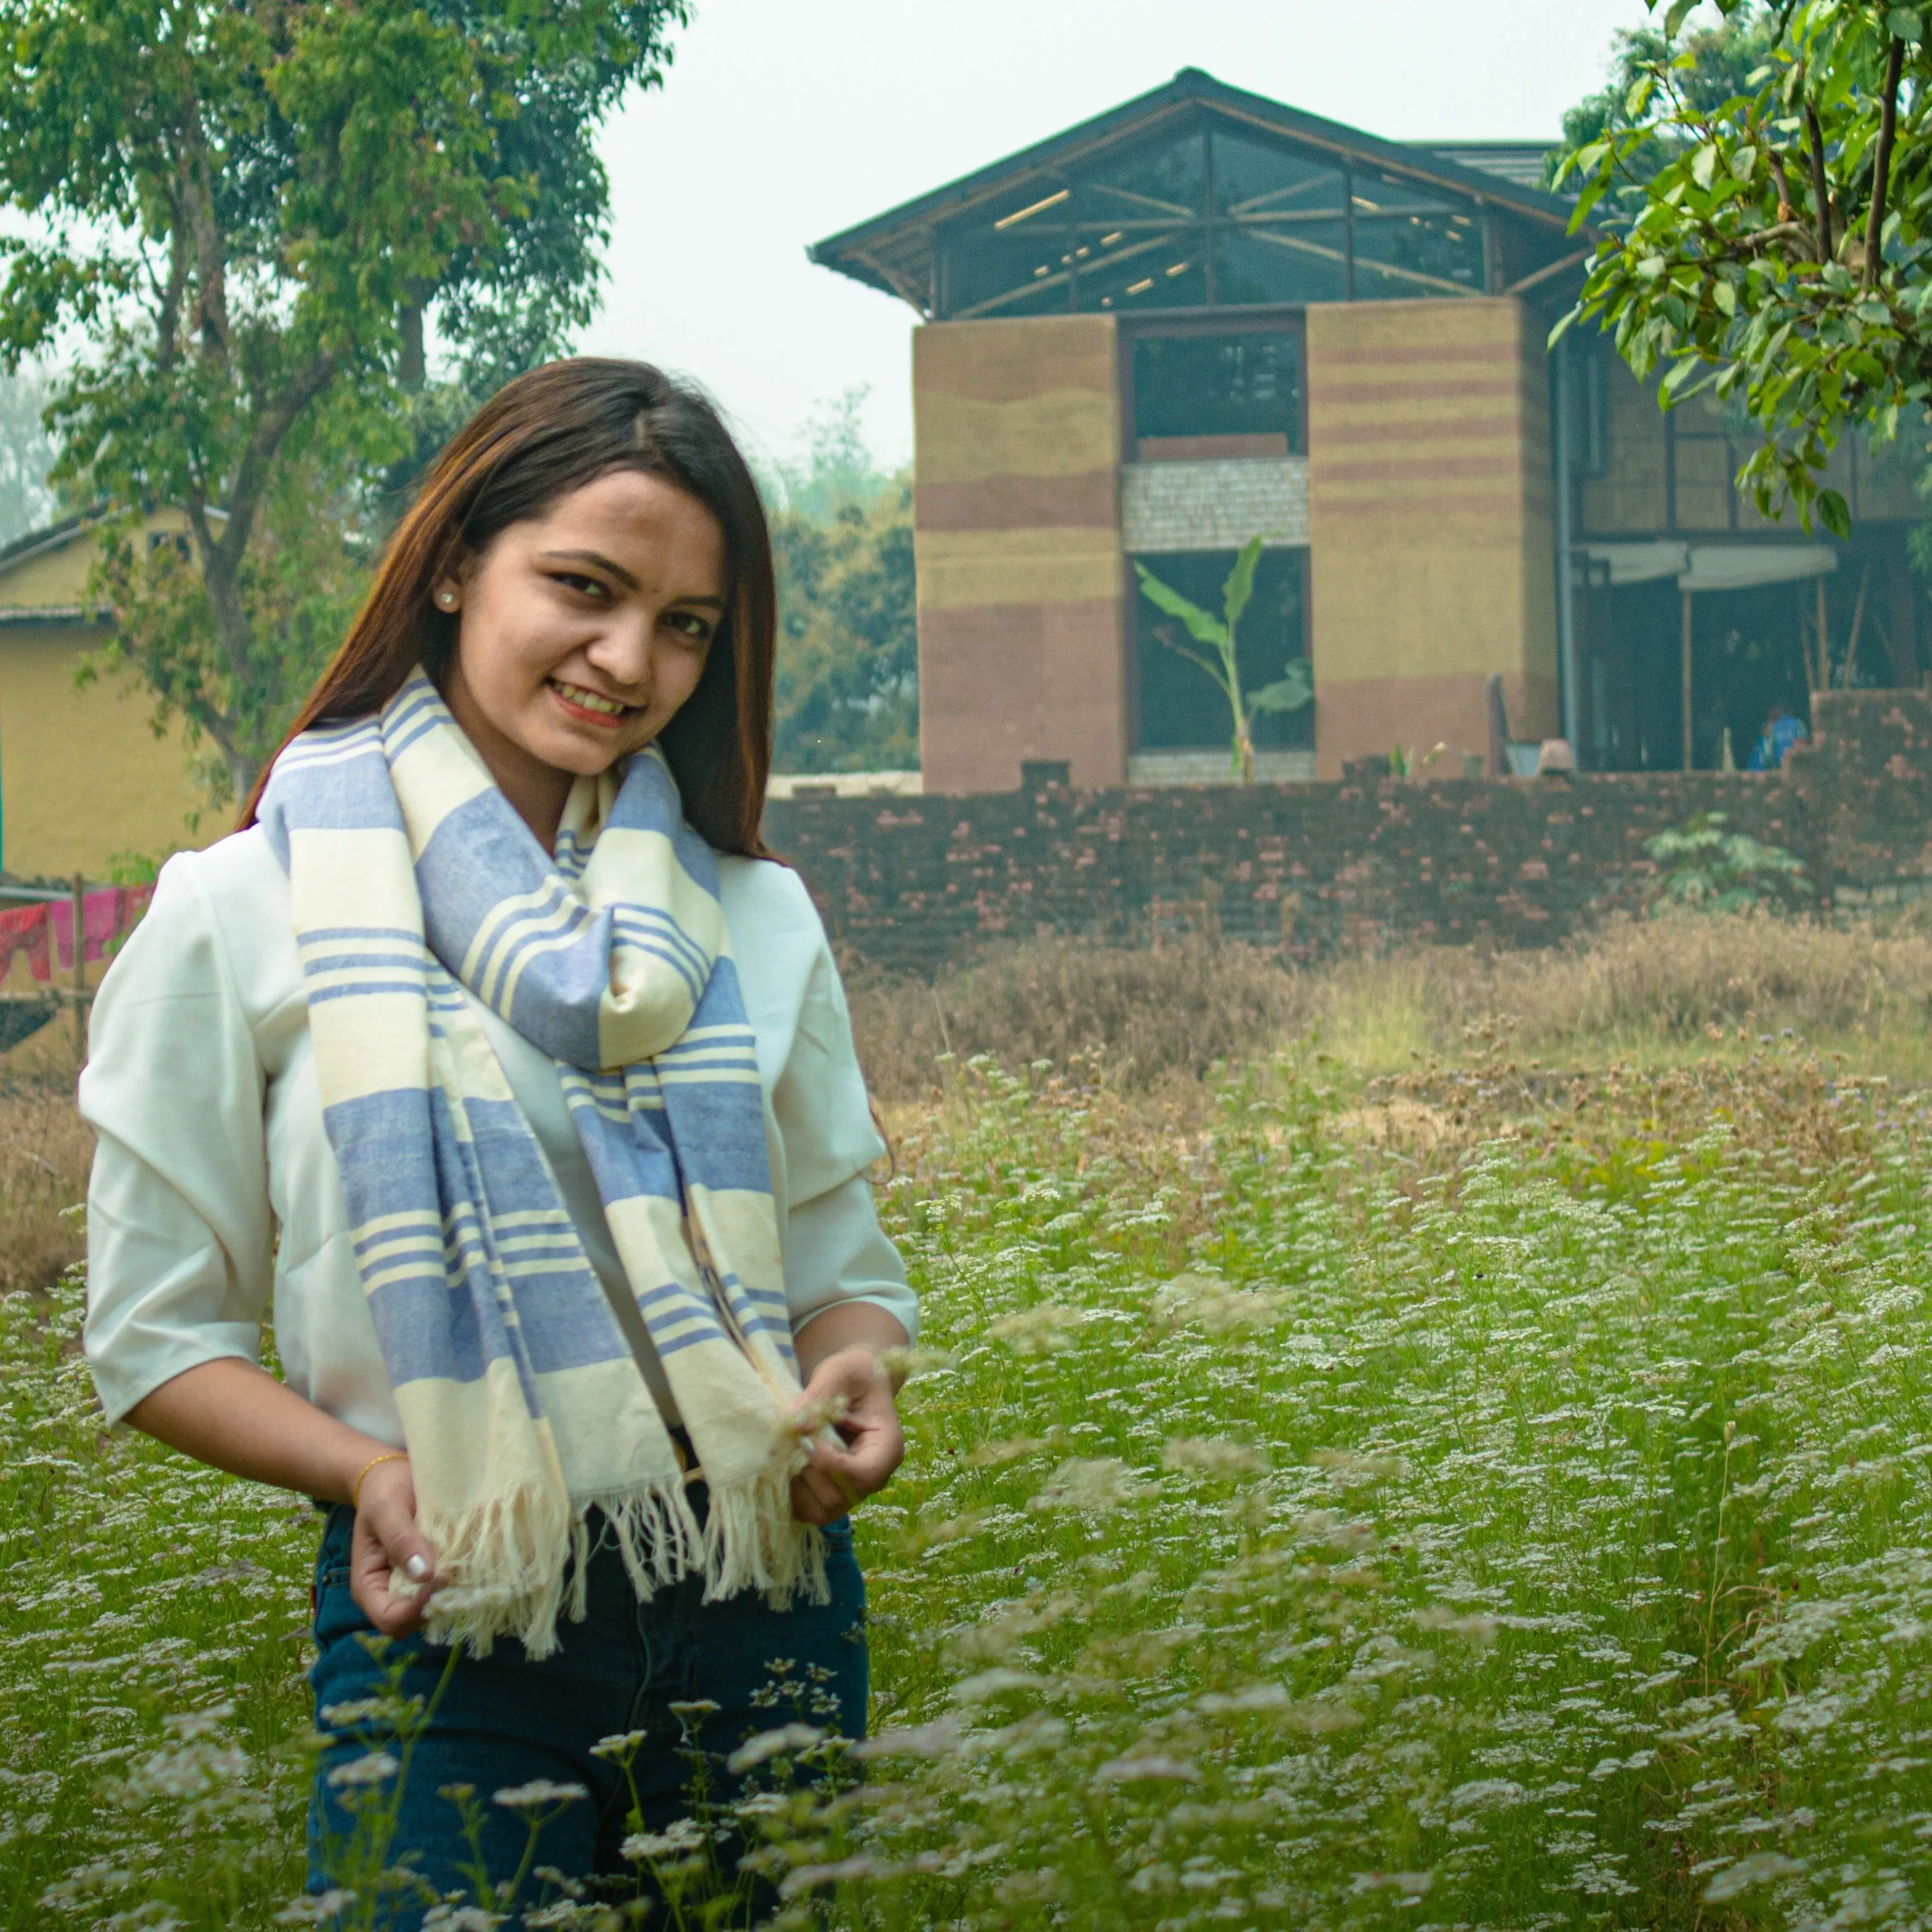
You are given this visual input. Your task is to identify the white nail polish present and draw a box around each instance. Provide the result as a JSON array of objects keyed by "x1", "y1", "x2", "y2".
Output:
[{"x1": 405, "y1": 1555, "x2": 429, "y2": 1581}]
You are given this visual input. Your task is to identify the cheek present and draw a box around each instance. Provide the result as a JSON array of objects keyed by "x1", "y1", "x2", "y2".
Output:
[
  {"x1": 661, "y1": 647, "x2": 711, "y2": 714},
  {"x1": 460, "y1": 609, "x2": 554, "y2": 708}
]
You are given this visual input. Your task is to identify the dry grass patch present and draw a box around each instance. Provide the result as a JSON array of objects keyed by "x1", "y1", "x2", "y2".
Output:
[
  {"x1": 851, "y1": 910, "x2": 1932, "y2": 1099},
  {"x1": 848, "y1": 936, "x2": 1308, "y2": 1099}
]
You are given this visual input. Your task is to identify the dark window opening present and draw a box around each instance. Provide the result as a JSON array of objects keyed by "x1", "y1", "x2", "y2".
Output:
[
  {"x1": 1130, "y1": 328, "x2": 1302, "y2": 459},
  {"x1": 1133, "y1": 547, "x2": 1310, "y2": 751}
]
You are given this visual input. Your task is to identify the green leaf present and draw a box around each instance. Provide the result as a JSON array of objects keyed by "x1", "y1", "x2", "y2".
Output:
[
  {"x1": 1221, "y1": 535, "x2": 1264, "y2": 635},
  {"x1": 1135, "y1": 561, "x2": 1227, "y2": 651},
  {"x1": 1247, "y1": 662, "x2": 1314, "y2": 715},
  {"x1": 1888, "y1": 9, "x2": 1920, "y2": 42},
  {"x1": 1691, "y1": 143, "x2": 1720, "y2": 191},
  {"x1": 1817, "y1": 488, "x2": 1852, "y2": 539}
]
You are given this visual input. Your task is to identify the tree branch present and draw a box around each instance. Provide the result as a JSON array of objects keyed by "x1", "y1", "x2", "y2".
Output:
[
  {"x1": 1767, "y1": 149, "x2": 1797, "y2": 224},
  {"x1": 1805, "y1": 96, "x2": 1834, "y2": 265},
  {"x1": 214, "y1": 351, "x2": 339, "y2": 579},
  {"x1": 1866, "y1": 34, "x2": 1905, "y2": 285}
]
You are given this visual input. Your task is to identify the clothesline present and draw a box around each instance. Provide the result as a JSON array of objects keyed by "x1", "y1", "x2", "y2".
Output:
[{"x1": 0, "y1": 886, "x2": 153, "y2": 985}]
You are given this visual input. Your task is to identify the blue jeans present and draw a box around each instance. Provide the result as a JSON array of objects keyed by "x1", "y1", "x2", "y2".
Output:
[{"x1": 307, "y1": 1499, "x2": 866, "y2": 1925}]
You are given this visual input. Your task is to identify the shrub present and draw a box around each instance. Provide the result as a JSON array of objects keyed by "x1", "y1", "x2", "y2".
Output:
[{"x1": 847, "y1": 937, "x2": 1309, "y2": 1098}]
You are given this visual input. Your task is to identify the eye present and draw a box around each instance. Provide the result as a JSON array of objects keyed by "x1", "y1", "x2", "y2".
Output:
[
  {"x1": 664, "y1": 610, "x2": 714, "y2": 644},
  {"x1": 550, "y1": 571, "x2": 610, "y2": 602}
]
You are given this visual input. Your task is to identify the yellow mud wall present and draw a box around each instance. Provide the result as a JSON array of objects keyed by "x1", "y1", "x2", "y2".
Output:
[
  {"x1": 1305, "y1": 298, "x2": 1558, "y2": 777},
  {"x1": 0, "y1": 625, "x2": 214, "y2": 879},
  {"x1": 0, "y1": 512, "x2": 218, "y2": 878},
  {"x1": 912, "y1": 315, "x2": 1127, "y2": 791}
]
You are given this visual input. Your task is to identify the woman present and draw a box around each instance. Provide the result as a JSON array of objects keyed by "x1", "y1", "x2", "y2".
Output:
[{"x1": 79, "y1": 359, "x2": 914, "y2": 1915}]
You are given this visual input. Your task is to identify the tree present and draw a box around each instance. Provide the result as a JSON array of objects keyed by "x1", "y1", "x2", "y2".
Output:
[
  {"x1": 1133, "y1": 536, "x2": 1312, "y2": 783},
  {"x1": 0, "y1": 365, "x2": 56, "y2": 546},
  {"x1": 1549, "y1": 10, "x2": 1775, "y2": 187},
  {"x1": 0, "y1": 0, "x2": 685, "y2": 799},
  {"x1": 767, "y1": 391, "x2": 919, "y2": 774},
  {"x1": 1557, "y1": 1, "x2": 1932, "y2": 534}
]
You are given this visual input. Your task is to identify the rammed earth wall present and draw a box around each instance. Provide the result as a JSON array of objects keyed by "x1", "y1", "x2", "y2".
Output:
[{"x1": 762, "y1": 691, "x2": 1932, "y2": 974}]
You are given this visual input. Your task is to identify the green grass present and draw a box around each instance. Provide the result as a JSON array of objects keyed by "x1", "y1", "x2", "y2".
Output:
[{"x1": 3, "y1": 1041, "x2": 1930, "y2": 1929}]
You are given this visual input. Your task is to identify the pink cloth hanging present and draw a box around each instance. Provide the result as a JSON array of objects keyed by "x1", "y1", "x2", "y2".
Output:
[
  {"x1": 40, "y1": 886, "x2": 154, "y2": 978},
  {"x1": 0, "y1": 903, "x2": 49, "y2": 983}
]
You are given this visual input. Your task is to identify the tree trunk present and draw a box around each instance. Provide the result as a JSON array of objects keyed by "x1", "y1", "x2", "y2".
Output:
[{"x1": 399, "y1": 301, "x2": 426, "y2": 391}]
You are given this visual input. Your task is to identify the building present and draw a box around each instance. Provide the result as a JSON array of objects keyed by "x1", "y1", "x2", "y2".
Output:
[
  {"x1": 0, "y1": 511, "x2": 213, "y2": 878},
  {"x1": 810, "y1": 69, "x2": 1923, "y2": 789}
]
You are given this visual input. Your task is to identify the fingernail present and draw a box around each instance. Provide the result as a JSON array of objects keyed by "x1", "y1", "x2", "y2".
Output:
[{"x1": 405, "y1": 1555, "x2": 429, "y2": 1581}]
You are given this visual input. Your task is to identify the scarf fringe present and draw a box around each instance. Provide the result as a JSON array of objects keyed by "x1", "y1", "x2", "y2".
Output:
[
  {"x1": 416, "y1": 1471, "x2": 826, "y2": 1660},
  {"x1": 699, "y1": 1464, "x2": 831, "y2": 1610}
]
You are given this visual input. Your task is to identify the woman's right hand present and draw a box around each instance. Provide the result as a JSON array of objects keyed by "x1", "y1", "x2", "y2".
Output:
[{"x1": 349, "y1": 1456, "x2": 440, "y2": 1637}]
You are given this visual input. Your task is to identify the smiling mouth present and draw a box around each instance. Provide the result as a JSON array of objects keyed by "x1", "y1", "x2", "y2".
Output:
[{"x1": 548, "y1": 677, "x2": 635, "y2": 723}]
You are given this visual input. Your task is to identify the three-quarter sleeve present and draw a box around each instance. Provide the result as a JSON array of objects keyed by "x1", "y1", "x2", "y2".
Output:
[
  {"x1": 79, "y1": 854, "x2": 275, "y2": 1425},
  {"x1": 773, "y1": 921, "x2": 918, "y2": 1346}
]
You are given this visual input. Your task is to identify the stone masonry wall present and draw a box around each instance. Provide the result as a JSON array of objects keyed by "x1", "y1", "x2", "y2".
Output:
[{"x1": 762, "y1": 691, "x2": 1932, "y2": 974}]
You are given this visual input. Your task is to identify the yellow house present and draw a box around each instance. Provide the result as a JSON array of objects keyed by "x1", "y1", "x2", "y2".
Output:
[{"x1": 0, "y1": 511, "x2": 218, "y2": 879}]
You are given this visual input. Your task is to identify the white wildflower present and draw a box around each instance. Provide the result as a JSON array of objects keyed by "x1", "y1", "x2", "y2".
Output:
[
  {"x1": 589, "y1": 1730, "x2": 646, "y2": 1760},
  {"x1": 622, "y1": 1817, "x2": 708, "y2": 1861},
  {"x1": 727, "y1": 1723, "x2": 825, "y2": 1773},
  {"x1": 275, "y1": 1894, "x2": 357, "y2": 1925},
  {"x1": 985, "y1": 1305, "x2": 1088, "y2": 1354},
  {"x1": 325, "y1": 1751, "x2": 399, "y2": 1790},
  {"x1": 1704, "y1": 1852, "x2": 1805, "y2": 1902},
  {"x1": 1449, "y1": 1778, "x2": 1527, "y2": 1813},
  {"x1": 1094, "y1": 1752, "x2": 1199, "y2": 1784},
  {"x1": 1163, "y1": 1437, "x2": 1268, "y2": 1479},
  {"x1": 1030, "y1": 1456, "x2": 1151, "y2": 1512},
  {"x1": 778, "y1": 1854, "x2": 888, "y2": 1897},
  {"x1": 491, "y1": 1780, "x2": 587, "y2": 1810}
]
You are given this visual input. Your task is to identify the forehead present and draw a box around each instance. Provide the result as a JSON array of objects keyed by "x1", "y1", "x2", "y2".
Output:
[{"x1": 528, "y1": 470, "x2": 724, "y2": 576}]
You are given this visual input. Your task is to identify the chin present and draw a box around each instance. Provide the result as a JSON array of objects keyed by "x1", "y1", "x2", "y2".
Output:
[{"x1": 531, "y1": 725, "x2": 633, "y2": 776}]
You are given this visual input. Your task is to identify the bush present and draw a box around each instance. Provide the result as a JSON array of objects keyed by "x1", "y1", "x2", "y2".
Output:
[
  {"x1": 847, "y1": 938, "x2": 1309, "y2": 1098},
  {"x1": 849, "y1": 912, "x2": 1932, "y2": 1100}
]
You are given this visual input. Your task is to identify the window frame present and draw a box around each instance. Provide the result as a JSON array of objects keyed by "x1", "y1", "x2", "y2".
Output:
[{"x1": 1119, "y1": 307, "x2": 1310, "y2": 459}]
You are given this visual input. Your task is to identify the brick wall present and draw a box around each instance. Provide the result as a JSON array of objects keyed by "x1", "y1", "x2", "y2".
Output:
[{"x1": 763, "y1": 690, "x2": 1932, "y2": 973}]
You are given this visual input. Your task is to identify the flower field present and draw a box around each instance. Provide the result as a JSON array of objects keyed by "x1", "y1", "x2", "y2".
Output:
[{"x1": 2, "y1": 962, "x2": 1931, "y2": 1927}]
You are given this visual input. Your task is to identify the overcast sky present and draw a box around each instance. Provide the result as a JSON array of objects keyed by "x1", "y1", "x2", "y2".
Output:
[{"x1": 578, "y1": 0, "x2": 1672, "y2": 473}]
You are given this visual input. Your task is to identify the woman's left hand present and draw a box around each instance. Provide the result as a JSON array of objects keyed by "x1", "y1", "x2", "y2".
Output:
[{"x1": 790, "y1": 1344, "x2": 906, "y2": 1526}]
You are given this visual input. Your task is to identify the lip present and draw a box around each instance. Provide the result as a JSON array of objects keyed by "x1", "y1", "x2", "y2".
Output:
[{"x1": 546, "y1": 677, "x2": 636, "y2": 730}]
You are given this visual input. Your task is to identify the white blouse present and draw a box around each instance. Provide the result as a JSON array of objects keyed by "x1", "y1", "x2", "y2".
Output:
[{"x1": 80, "y1": 826, "x2": 914, "y2": 1443}]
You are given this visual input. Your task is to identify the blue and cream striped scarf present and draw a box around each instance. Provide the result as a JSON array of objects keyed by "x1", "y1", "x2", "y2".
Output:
[{"x1": 259, "y1": 673, "x2": 821, "y2": 1657}]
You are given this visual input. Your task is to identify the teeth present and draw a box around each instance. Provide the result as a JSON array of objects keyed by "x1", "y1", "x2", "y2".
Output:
[{"x1": 551, "y1": 679, "x2": 627, "y2": 717}]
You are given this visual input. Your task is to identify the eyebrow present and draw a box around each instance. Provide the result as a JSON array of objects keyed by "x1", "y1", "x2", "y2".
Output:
[{"x1": 539, "y1": 549, "x2": 725, "y2": 607}]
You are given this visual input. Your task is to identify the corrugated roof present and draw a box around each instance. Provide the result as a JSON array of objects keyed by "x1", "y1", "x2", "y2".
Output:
[
  {"x1": 1415, "y1": 141, "x2": 1563, "y2": 192},
  {"x1": 809, "y1": 68, "x2": 1579, "y2": 312}
]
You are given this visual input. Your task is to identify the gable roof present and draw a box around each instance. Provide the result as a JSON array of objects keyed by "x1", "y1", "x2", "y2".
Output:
[{"x1": 809, "y1": 67, "x2": 1578, "y2": 311}]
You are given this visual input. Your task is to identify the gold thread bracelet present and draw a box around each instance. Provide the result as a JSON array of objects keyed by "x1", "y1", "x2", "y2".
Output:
[{"x1": 351, "y1": 1451, "x2": 408, "y2": 1513}]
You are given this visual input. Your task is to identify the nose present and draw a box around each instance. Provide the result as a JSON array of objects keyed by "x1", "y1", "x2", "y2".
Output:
[{"x1": 582, "y1": 609, "x2": 656, "y2": 695}]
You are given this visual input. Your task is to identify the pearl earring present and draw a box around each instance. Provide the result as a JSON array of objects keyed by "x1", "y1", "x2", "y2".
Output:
[{"x1": 436, "y1": 587, "x2": 457, "y2": 610}]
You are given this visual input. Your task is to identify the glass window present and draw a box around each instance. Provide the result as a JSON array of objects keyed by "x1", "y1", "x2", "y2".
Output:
[
  {"x1": 1082, "y1": 131, "x2": 1207, "y2": 224},
  {"x1": 1133, "y1": 548, "x2": 1310, "y2": 751},
  {"x1": 1131, "y1": 330, "x2": 1302, "y2": 452},
  {"x1": 940, "y1": 214, "x2": 1078, "y2": 317},
  {"x1": 1212, "y1": 224, "x2": 1348, "y2": 305},
  {"x1": 1211, "y1": 130, "x2": 1345, "y2": 219},
  {"x1": 1349, "y1": 167, "x2": 1483, "y2": 298}
]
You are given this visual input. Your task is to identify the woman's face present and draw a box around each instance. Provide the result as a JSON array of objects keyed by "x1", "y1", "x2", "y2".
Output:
[{"x1": 438, "y1": 468, "x2": 726, "y2": 804}]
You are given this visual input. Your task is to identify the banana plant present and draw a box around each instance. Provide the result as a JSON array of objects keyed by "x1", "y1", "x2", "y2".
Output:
[{"x1": 1134, "y1": 535, "x2": 1312, "y2": 782}]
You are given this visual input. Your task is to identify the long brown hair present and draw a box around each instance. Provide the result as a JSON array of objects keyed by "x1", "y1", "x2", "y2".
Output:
[{"x1": 239, "y1": 358, "x2": 777, "y2": 855}]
